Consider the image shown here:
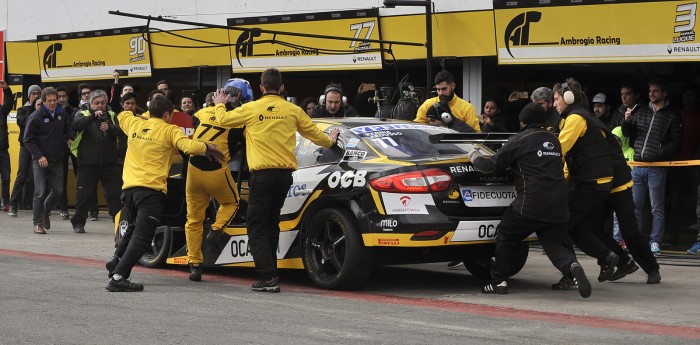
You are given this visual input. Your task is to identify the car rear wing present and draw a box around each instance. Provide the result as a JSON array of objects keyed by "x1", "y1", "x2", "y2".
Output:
[{"x1": 428, "y1": 133, "x2": 516, "y2": 145}]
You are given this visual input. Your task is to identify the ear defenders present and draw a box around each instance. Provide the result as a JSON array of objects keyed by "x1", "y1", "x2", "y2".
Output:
[
  {"x1": 561, "y1": 82, "x2": 575, "y2": 105},
  {"x1": 319, "y1": 85, "x2": 347, "y2": 107},
  {"x1": 432, "y1": 102, "x2": 453, "y2": 125}
]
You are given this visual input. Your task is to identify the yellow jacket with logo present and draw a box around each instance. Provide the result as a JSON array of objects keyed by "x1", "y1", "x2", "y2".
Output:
[
  {"x1": 214, "y1": 94, "x2": 334, "y2": 172},
  {"x1": 415, "y1": 95, "x2": 481, "y2": 133},
  {"x1": 118, "y1": 111, "x2": 208, "y2": 193}
]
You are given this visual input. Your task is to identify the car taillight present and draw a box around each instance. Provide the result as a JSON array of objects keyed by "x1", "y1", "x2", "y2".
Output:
[{"x1": 369, "y1": 169, "x2": 452, "y2": 193}]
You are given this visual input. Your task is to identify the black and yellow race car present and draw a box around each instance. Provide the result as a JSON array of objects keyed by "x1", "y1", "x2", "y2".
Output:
[{"x1": 116, "y1": 118, "x2": 529, "y2": 290}]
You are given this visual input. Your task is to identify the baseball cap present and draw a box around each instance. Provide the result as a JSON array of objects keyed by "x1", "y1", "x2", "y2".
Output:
[{"x1": 592, "y1": 93, "x2": 607, "y2": 104}]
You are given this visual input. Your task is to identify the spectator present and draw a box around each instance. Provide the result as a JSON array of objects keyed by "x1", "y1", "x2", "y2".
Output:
[
  {"x1": 69, "y1": 90, "x2": 123, "y2": 233},
  {"x1": 23, "y1": 87, "x2": 72, "y2": 234},
  {"x1": 109, "y1": 70, "x2": 135, "y2": 114},
  {"x1": 0, "y1": 80, "x2": 15, "y2": 212},
  {"x1": 157, "y1": 80, "x2": 173, "y2": 102},
  {"x1": 591, "y1": 93, "x2": 613, "y2": 128},
  {"x1": 76, "y1": 83, "x2": 92, "y2": 111},
  {"x1": 8, "y1": 86, "x2": 41, "y2": 216},
  {"x1": 621, "y1": 78, "x2": 682, "y2": 254},
  {"x1": 56, "y1": 86, "x2": 78, "y2": 220},
  {"x1": 480, "y1": 97, "x2": 511, "y2": 132},
  {"x1": 415, "y1": 70, "x2": 480, "y2": 132},
  {"x1": 180, "y1": 96, "x2": 196, "y2": 116},
  {"x1": 310, "y1": 83, "x2": 358, "y2": 118},
  {"x1": 299, "y1": 97, "x2": 317, "y2": 117}
]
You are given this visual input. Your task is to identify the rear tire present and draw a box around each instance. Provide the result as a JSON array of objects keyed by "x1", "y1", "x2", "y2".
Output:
[
  {"x1": 301, "y1": 208, "x2": 375, "y2": 290},
  {"x1": 463, "y1": 242, "x2": 529, "y2": 279},
  {"x1": 138, "y1": 226, "x2": 172, "y2": 268}
]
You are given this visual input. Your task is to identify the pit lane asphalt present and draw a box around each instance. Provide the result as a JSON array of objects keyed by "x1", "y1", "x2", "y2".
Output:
[{"x1": 1, "y1": 210, "x2": 698, "y2": 344}]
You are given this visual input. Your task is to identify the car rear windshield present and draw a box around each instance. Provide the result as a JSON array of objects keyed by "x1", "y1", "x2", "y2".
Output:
[{"x1": 349, "y1": 124, "x2": 492, "y2": 159}]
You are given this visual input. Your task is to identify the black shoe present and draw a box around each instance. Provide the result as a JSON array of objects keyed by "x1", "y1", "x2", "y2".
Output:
[
  {"x1": 106, "y1": 256, "x2": 120, "y2": 278},
  {"x1": 60, "y1": 211, "x2": 70, "y2": 220},
  {"x1": 481, "y1": 281, "x2": 508, "y2": 294},
  {"x1": 252, "y1": 277, "x2": 280, "y2": 293},
  {"x1": 8, "y1": 206, "x2": 17, "y2": 217},
  {"x1": 189, "y1": 264, "x2": 202, "y2": 282},
  {"x1": 106, "y1": 277, "x2": 143, "y2": 292},
  {"x1": 570, "y1": 262, "x2": 591, "y2": 298},
  {"x1": 647, "y1": 270, "x2": 661, "y2": 284},
  {"x1": 552, "y1": 276, "x2": 578, "y2": 290},
  {"x1": 73, "y1": 226, "x2": 86, "y2": 234},
  {"x1": 89, "y1": 212, "x2": 99, "y2": 221},
  {"x1": 597, "y1": 252, "x2": 619, "y2": 282},
  {"x1": 610, "y1": 260, "x2": 639, "y2": 281}
]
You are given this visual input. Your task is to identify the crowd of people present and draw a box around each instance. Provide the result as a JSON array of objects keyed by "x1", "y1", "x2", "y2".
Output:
[{"x1": 1, "y1": 66, "x2": 699, "y2": 295}]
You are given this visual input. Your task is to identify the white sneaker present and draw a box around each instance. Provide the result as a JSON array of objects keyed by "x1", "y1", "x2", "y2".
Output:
[{"x1": 650, "y1": 242, "x2": 661, "y2": 255}]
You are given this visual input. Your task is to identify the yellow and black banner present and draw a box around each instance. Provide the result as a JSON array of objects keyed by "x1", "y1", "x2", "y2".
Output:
[
  {"x1": 227, "y1": 9, "x2": 382, "y2": 72},
  {"x1": 36, "y1": 26, "x2": 152, "y2": 82},
  {"x1": 380, "y1": 10, "x2": 496, "y2": 60},
  {"x1": 6, "y1": 75, "x2": 23, "y2": 123},
  {"x1": 494, "y1": 0, "x2": 700, "y2": 64}
]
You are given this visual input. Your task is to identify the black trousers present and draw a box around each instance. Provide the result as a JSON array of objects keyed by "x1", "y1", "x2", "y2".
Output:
[
  {"x1": 112, "y1": 187, "x2": 166, "y2": 279},
  {"x1": 247, "y1": 169, "x2": 293, "y2": 280},
  {"x1": 9, "y1": 145, "x2": 33, "y2": 209},
  {"x1": 492, "y1": 206, "x2": 577, "y2": 282},
  {"x1": 58, "y1": 152, "x2": 78, "y2": 212},
  {"x1": 70, "y1": 164, "x2": 122, "y2": 227},
  {"x1": 589, "y1": 188, "x2": 660, "y2": 274},
  {"x1": 568, "y1": 182, "x2": 614, "y2": 266}
]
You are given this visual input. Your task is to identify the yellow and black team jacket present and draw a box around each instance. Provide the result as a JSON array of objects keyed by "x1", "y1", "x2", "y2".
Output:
[
  {"x1": 214, "y1": 94, "x2": 334, "y2": 172},
  {"x1": 118, "y1": 111, "x2": 208, "y2": 193},
  {"x1": 189, "y1": 106, "x2": 238, "y2": 171},
  {"x1": 558, "y1": 105, "x2": 613, "y2": 185},
  {"x1": 414, "y1": 95, "x2": 481, "y2": 133}
]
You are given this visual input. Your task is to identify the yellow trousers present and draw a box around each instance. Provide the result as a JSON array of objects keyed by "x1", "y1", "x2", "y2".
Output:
[{"x1": 185, "y1": 165, "x2": 239, "y2": 264}]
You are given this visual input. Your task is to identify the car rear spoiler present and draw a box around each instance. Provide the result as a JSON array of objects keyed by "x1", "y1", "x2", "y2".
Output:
[{"x1": 428, "y1": 133, "x2": 516, "y2": 144}]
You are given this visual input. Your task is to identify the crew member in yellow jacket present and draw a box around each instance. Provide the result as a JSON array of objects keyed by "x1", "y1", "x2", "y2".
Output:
[
  {"x1": 212, "y1": 68, "x2": 339, "y2": 293},
  {"x1": 105, "y1": 95, "x2": 225, "y2": 292}
]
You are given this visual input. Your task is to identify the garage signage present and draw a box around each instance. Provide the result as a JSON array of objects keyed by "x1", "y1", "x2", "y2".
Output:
[
  {"x1": 227, "y1": 9, "x2": 382, "y2": 72},
  {"x1": 494, "y1": 1, "x2": 700, "y2": 63},
  {"x1": 36, "y1": 26, "x2": 152, "y2": 81}
]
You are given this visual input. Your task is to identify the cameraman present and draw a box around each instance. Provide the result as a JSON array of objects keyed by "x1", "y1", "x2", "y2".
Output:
[{"x1": 69, "y1": 90, "x2": 123, "y2": 233}]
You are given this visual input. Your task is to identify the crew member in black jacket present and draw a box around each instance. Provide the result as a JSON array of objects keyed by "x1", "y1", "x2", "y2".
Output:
[
  {"x1": 468, "y1": 103, "x2": 591, "y2": 298},
  {"x1": 554, "y1": 78, "x2": 619, "y2": 288}
]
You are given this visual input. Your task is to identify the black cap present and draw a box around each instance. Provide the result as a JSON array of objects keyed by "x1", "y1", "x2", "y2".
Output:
[{"x1": 519, "y1": 103, "x2": 546, "y2": 124}]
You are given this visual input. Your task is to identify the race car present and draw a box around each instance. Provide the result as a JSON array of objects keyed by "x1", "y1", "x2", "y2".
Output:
[{"x1": 115, "y1": 118, "x2": 529, "y2": 290}]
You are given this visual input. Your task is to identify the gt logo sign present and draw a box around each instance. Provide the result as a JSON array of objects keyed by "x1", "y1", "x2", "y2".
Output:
[
  {"x1": 478, "y1": 224, "x2": 498, "y2": 239},
  {"x1": 327, "y1": 170, "x2": 367, "y2": 188}
]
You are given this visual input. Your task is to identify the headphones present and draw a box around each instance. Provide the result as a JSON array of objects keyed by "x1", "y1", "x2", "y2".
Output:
[
  {"x1": 319, "y1": 85, "x2": 347, "y2": 108},
  {"x1": 432, "y1": 102, "x2": 453, "y2": 125},
  {"x1": 561, "y1": 82, "x2": 576, "y2": 105}
]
